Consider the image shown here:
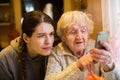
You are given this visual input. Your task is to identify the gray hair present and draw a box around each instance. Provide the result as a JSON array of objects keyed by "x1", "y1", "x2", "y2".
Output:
[{"x1": 57, "y1": 11, "x2": 94, "y2": 39}]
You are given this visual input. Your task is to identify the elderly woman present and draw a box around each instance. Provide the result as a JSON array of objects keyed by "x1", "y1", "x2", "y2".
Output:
[{"x1": 45, "y1": 11, "x2": 120, "y2": 80}]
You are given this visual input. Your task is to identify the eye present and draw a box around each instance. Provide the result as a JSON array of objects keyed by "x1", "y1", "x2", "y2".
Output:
[
  {"x1": 81, "y1": 29, "x2": 86, "y2": 33},
  {"x1": 69, "y1": 30, "x2": 76, "y2": 35},
  {"x1": 81, "y1": 27, "x2": 87, "y2": 33},
  {"x1": 49, "y1": 31, "x2": 55, "y2": 36},
  {"x1": 38, "y1": 34, "x2": 45, "y2": 38}
]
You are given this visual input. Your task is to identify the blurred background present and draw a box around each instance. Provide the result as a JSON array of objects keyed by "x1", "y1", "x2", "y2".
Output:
[{"x1": 0, "y1": 0, "x2": 120, "y2": 55}]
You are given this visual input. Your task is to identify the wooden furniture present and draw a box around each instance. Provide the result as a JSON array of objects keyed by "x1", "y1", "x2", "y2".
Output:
[
  {"x1": 0, "y1": 0, "x2": 15, "y2": 48},
  {"x1": 0, "y1": 0, "x2": 14, "y2": 26}
]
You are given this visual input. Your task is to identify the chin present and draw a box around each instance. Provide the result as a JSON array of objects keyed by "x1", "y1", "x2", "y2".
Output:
[
  {"x1": 76, "y1": 48, "x2": 85, "y2": 51},
  {"x1": 77, "y1": 47, "x2": 85, "y2": 50},
  {"x1": 41, "y1": 54, "x2": 49, "y2": 56},
  {"x1": 39, "y1": 51, "x2": 50, "y2": 56},
  {"x1": 45, "y1": 52, "x2": 51, "y2": 56}
]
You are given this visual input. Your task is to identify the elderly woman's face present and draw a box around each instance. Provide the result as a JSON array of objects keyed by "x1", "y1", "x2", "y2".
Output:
[{"x1": 63, "y1": 21, "x2": 88, "y2": 55}]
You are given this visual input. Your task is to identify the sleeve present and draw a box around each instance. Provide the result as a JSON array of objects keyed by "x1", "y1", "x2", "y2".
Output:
[
  {"x1": 45, "y1": 51, "x2": 85, "y2": 80},
  {"x1": 101, "y1": 62, "x2": 120, "y2": 80},
  {"x1": 0, "y1": 47, "x2": 14, "y2": 80},
  {"x1": 0, "y1": 61, "x2": 12, "y2": 80}
]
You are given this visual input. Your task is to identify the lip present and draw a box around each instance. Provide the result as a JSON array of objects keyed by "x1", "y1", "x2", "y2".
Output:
[
  {"x1": 43, "y1": 47, "x2": 52, "y2": 51},
  {"x1": 75, "y1": 42, "x2": 83, "y2": 44}
]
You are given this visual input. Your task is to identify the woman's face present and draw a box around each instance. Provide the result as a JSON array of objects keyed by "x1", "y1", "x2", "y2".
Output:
[
  {"x1": 62, "y1": 21, "x2": 88, "y2": 56},
  {"x1": 24, "y1": 22, "x2": 54, "y2": 58}
]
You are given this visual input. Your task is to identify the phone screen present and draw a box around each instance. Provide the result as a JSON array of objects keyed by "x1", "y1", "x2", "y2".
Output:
[{"x1": 95, "y1": 31, "x2": 109, "y2": 49}]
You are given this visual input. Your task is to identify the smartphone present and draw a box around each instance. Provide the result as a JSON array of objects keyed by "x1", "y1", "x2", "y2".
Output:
[{"x1": 95, "y1": 31, "x2": 109, "y2": 49}]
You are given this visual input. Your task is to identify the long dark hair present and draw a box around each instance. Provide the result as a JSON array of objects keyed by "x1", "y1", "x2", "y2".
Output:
[{"x1": 18, "y1": 10, "x2": 54, "y2": 80}]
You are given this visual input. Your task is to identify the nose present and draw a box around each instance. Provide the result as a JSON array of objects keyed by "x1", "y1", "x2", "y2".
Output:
[
  {"x1": 45, "y1": 35, "x2": 50, "y2": 44},
  {"x1": 45, "y1": 34, "x2": 54, "y2": 45},
  {"x1": 76, "y1": 32, "x2": 82, "y2": 39}
]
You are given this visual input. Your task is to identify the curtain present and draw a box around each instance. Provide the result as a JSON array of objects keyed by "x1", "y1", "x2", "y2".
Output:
[{"x1": 101, "y1": 0, "x2": 120, "y2": 65}]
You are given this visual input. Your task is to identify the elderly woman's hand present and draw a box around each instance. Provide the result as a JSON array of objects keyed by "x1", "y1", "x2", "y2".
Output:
[
  {"x1": 90, "y1": 41, "x2": 115, "y2": 72},
  {"x1": 76, "y1": 53, "x2": 95, "y2": 72}
]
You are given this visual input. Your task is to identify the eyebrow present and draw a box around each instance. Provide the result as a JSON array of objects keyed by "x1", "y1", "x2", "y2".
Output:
[{"x1": 36, "y1": 30, "x2": 55, "y2": 34}]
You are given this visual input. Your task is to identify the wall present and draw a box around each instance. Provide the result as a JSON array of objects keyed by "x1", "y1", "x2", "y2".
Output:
[
  {"x1": 87, "y1": 0, "x2": 102, "y2": 39},
  {"x1": 13, "y1": 0, "x2": 22, "y2": 33},
  {"x1": 64, "y1": 0, "x2": 76, "y2": 12}
]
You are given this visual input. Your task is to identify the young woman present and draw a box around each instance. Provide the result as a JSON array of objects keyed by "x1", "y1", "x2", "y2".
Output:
[{"x1": 0, "y1": 10, "x2": 55, "y2": 80}]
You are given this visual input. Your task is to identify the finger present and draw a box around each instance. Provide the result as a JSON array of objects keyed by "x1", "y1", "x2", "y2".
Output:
[
  {"x1": 79, "y1": 58, "x2": 92, "y2": 71},
  {"x1": 100, "y1": 41, "x2": 111, "y2": 51},
  {"x1": 77, "y1": 55, "x2": 90, "y2": 71},
  {"x1": 84, "y1": 56, "x2": 94, "y2": 71},
  {"x1": 88, "y1": 62, "x2": 95, "y2": 72},
  {"x1": 79, "y1": 59, "x2": 88, "y2": 71},
  {"x1": 91, "y1": 49, "x2": 109, "y2": 63},
  {"x1": 91, "y1": 48, "x2": 113, "y2": 67}
]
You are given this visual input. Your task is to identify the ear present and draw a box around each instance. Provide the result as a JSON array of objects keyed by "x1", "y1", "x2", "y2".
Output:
[
  {"x1": 61, "y1": 36, "x2": 66, "y2": 42},
  {"x1": 23, "y1": 33, "x2": 29, "y2": 43}
]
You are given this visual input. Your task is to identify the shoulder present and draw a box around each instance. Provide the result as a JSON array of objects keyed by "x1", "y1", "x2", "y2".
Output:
[
  {"x1": 52, "y1": 43, "x2": 63, "y2": 55},
  {"x1": 50, "y1": 42, "x2": 73, "y2": 63},
  {"x1": 0, "y1": 45, "x2": 18, "y2": 64},
  {"x1": 0, "y1": 45, "x2": 18, "y2": 56},
  {"x1": 52, "y1": 42, "x2": 71, "y2": 55},
  {"x1": 49, "y1": 43, "x2": 65, "y2": 60},
  {"x1": 0, "y1": 37, "x2": 21, "y2": 60},
  {"x1": 0, "y1": 45, "x2": 19, "y2": 80}
]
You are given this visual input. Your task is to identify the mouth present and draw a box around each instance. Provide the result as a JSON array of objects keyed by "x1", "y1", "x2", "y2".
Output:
[
  {"x1": 75, "y1": 41, "x2": 83, "y2": 44},
  {"x1": 43, "y1": 47, "x2": 52, "y2": 51}
]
